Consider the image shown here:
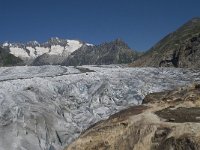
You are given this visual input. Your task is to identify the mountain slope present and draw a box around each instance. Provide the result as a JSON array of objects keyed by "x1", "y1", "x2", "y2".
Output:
[
  {"x1": 0, "y1": 46, "x2": 23, "y2": 66},
  {"x1": 131, "y1": 17, "x2": 200, "y2": 68},
  {"x1": 62, "y1": 39, "x2": 139, "y2": 66},
  {"x1": 32, "y1": 53, "x2": 67, "y2": 65}
]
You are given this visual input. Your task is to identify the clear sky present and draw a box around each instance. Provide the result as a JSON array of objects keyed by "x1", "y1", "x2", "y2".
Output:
[{"x1": 0, "y1": 0, "x2": 200, "y2": 51}]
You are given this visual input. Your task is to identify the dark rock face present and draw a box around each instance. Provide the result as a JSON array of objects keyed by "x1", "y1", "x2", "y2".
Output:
[
  {"x1": 131, "y1": 17, "x2": 200, "y2": 68},
  {"x1": 159, "y1": 33, "x2": 200, "y2": 68},
  {"x1": 0, "y1": 47, "x2": 23, "y2": 66},
  {"x1": 32, "y1": 53, "x2": 66, "y2": 65},
  {"x1": 62, "y1": 39, "x2": 139, "y2": 66},
  {"x1": 66, "y1": 84, "x2": 200, "y2": 150}
]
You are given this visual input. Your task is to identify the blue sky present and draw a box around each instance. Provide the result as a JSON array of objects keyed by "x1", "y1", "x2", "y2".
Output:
[{"x1": 0, "y1": 0, "x2": 200, "y2": 51}]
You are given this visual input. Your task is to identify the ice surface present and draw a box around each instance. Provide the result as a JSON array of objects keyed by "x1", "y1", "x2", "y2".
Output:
[{"x1": 0, "y1": 65, "x2": 199, "y2": 150}]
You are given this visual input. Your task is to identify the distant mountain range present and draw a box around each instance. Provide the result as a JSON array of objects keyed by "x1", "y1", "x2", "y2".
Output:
[
  {"x1": 1, "y1": 38, "x2": 90, "y2": 65},
  {"x1": 0, "y1": 38, "x2": 138, "y2": 66},
  {"x1": 1, "y1": 17, "x2": 200, "y2": 68}
]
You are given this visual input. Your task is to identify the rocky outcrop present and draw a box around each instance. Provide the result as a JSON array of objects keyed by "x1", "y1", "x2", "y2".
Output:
[
  {"x1": 66, "y1": 84, "x2": 200, "y2": 150},
  {"x1": 158, "y1": 33, "x2": 200, "y2": 68},
  {"x1": 62, "y1": 39, "x2": 139, "y2": 66},
  {"x1": 131, "y1": 17, "x2": 200, "y2": 68}
]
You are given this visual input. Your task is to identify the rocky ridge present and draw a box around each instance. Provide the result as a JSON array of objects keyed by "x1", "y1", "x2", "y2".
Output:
[{"x1": 62, "y1": 39, "x2": 139, "y2": 66}]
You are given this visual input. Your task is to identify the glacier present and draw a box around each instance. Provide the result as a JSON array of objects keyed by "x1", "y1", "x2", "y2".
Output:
[{"x1": 0, "y1": 65, "x2": 199, "y2": 150}]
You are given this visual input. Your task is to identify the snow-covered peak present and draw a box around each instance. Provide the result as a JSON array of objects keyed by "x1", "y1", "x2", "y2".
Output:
[
  {"x1": 46, "y1": 37, "x2": 71, "y2": 46},
  {"x1": 66, "y1": 40, "x2": 83, "y2": 52},
  {"x1": 1, "y1": 38, "x2": 92, "y2": 61},
  {"x1": 2, "y1": 42, "x2": 10, "y2": 47},
  {"x1": 51, "y1": 37, "x2": 60, "y2": 40},
  {"x1": 26, "y1": 41, "x2": 40, "y2": 46},
  {"x1": 48, "y1": 37, "x2": 63, "y2": 44},
  {"x1": 86, "y1": 43, "x2": 94, "y2": 46}
]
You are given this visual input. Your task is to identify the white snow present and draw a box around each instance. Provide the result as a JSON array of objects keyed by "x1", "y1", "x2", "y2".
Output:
[
  {"x1": 35, "y1": 46, "x2": 49, "y2": 56},
  {"x1": 9, "y1": 47, "x2": 30, "y2": 58},
  {"x1": 66, "y1": 40, "x2": 83, "y2": 53},
  {"x1": 26, "y1": 47, "x2": 37, "y2": 58},
  {"x1": 49, "y1": 45, "x2": 65, "y2": 55},
  {"x1": 0, "y1": 65, "x2": 199, "y2": 150},
  {"x1": 32, "y1": 41, "x2": 39, "y2": 45},
  {"x1": 5, "y1": 39, "x2": 85, "y2": 61},
  {"x1": 2, "y1": 42, "x2": 9, "y2": 47},
  {"x1": 86, "y1": 43, "x2": 94, "y2": 46},
  {"x1": 27, "y1": 41, "x2": 39, "y2": 45}
]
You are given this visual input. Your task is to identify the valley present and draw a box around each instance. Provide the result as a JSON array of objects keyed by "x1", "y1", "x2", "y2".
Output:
[{"x1": 0, "y1": 17, "x2": 200, "y2": 150}]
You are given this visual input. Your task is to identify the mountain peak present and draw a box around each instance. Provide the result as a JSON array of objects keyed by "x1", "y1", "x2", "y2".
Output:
[
  {"x1": 2, "y1": 42, "x2": 9, "y2": 47},
  {"x1": 62, "y1": 37, "x2": 139, "y2": 66},
  {"x1": 181, "y1": 17, "x2": 200, "y2": 30},
  {"x1": 114, "y1": 38, "x2": 124, "y2": 42},
  {"x1": 26, "y1": 41, "x2": 40, "y2": 46},
  {"x1": 109, "y1": 38, "x2": 130, "y2": 49},
  {"x1": 47, "y1": 37, "x2": 63, "y2": 43},
  {"x1": 49, "y1": 37, "x2": 60, "y2": 42}
]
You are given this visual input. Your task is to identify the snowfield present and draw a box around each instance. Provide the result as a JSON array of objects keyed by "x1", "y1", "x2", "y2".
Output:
[
  {"x1": 3, "y1": 39, "x2": 84, "y2": 60},
  {"x1": 0, "y1": 65, "x2": 199, "y2": 150}
]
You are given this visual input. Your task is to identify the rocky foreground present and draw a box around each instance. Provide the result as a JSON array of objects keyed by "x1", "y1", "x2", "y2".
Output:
[{"x1": 66, "y1": 84, "x2": 200, "y2": 150}]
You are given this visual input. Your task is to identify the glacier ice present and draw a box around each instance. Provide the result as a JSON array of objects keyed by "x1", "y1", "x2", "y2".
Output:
[{"x1": 0, "y1": 65, "x2": 199, "y2": 150}]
